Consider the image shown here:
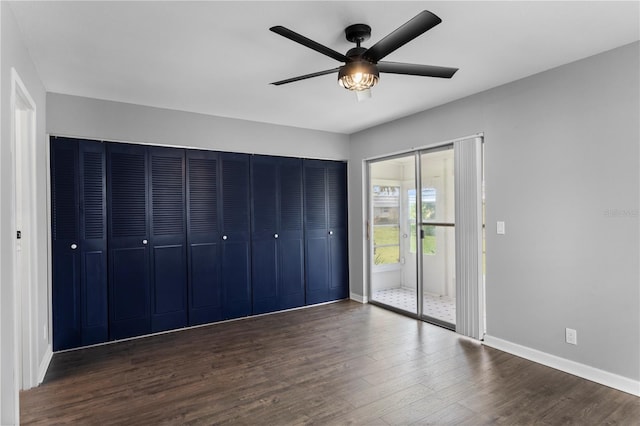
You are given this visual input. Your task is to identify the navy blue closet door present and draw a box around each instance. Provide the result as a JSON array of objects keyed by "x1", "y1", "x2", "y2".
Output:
[
  {"x1": 277, "y1": 158, "x2": 305, "y2": 310},
  {"x1": 149, "y1": 146, "x2": 187, "y2": 332},
  {"x1": 251, "y1": 157, "x2": 279, "y2": 314},
  {"x1": 327, "y1": 162, "x2": 349, "y2": 300},
  {"x1": 51, "y1": 137, "x2": 81, "y2": 350},
  {"x1": 220, "y1": 153, "x2": 251, "y2": 319},
  {"x1": 304, "y1": 161, "x2": 330, "y2": 304},
  {"x1": 78, "y1": 140, "x2": 108, "y2": 346},
  {"x1": 303, "y1": 160, "x2": 349, "y2": 304},
  {"x1": 107, "y1": 143, "x2": 151, "y2": 340},
  {"x1": 186, "y1": 150, "x2": 222, "y2": 325},
  {"x1": 251, "y1": 156, "x2": 304, "y2": 313}
]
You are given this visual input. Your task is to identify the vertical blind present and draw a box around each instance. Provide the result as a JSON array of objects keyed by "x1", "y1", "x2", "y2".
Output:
[{"x1": 454, "y1": 136, "x2": 484, "y2": 339}]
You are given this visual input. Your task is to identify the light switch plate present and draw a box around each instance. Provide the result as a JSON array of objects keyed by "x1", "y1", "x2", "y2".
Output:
[{"x1": 497, "y1": 221, "x2": 505, "y2": 235}]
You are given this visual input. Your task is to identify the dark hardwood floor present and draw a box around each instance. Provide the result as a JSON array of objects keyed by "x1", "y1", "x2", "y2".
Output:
[{"x1": 21, "y1": 301, "x2": 639, "y2": 425}]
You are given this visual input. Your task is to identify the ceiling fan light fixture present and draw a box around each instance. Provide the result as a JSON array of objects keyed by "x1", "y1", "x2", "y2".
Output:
[{"x1": 338, "y1": 61, "x2": 379, "y2": 91}]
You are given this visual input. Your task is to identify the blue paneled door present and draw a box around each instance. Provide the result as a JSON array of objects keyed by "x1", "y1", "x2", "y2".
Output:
[
  {"x1": 51, "y1": 137, "x2": 108, "y2": 351},
  {"x1": 149, "y1": 146, "x2": 188, "y2": 332},
  {"x1": 303, "y1": 160, "x2": 349, "y2": 304},
  {"x1": 186, "y1": 150, "x2": 222, "y2": 325},
  {"x1": 251, "y1": 155, "x2": 304, "y2": 314},
  {"x1": 326, "y1": 162, "x2": 349, "y2": 301},
  {"x1": 220, "y1": 153, "x2": 252, "y2": 319},
  {"x1": 107, "y1": 143, "x2": 151, "y2": 340},
  {"x1": 78, "y1": 140, "x2": 109, "y2": 345},
  {"x1": 51, "y1": 137, "x2": 80, "y2": 350}
]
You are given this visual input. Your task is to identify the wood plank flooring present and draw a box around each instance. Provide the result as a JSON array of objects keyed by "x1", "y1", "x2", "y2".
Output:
[{"x1": 21, "y1": 301, "x2": 639, "y2": 425}]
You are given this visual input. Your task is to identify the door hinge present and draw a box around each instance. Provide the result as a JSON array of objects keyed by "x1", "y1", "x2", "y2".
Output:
[{"x1": 17, "y1": 230, "x2": 22, "y2": 239}]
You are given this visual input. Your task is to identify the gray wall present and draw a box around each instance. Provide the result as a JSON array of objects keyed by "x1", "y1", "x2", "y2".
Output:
[
  {"x1": 47, "y1": 93, "x2": 350, "y2": 160},
  {"x1": 1, "y1": 3, "x2": 49, "y2": 424},
  {"x1": 349, "y1": 42, "x2": 639, "y2": 381}
]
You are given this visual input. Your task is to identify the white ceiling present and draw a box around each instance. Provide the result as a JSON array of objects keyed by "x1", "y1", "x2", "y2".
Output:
[{"x1": 9, "y1": 1, "x2": 640, "y2": 134}]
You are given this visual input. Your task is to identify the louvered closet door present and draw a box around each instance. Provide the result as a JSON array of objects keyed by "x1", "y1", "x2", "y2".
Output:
[
  {"x1": 51, "y1": 137, "x2": 81, "y2": 350},
  {"x1": 327, "y1": 162, "x2": 349, "y2": 300},
  {"x1": 304, "y1": 160, "x2": 331, "y2": 304},
  {"x1": 78, "y1": 140, "x2": 108, "y2": 345},
  {"x1": 277, "y1": 157, "x2": 305, "y2": 310},
  {"x1": 186, "y1": 150, "x2": 222, "y2": 325},
  {"x1": 220, "y1": 153, "x2": 251, "y2": 319},
  {"x1": 251, "y1": 156, "x2": 279, "y2": 314},
  {"x1": 251, "y1": 155, "x2": 305, "y2": 314},
  {"x1": 107, "y1": 143, "x2": 151, "y2": 340},
  {"x1": 149, "y1": 147, "x2": 187, "y2": 332}
]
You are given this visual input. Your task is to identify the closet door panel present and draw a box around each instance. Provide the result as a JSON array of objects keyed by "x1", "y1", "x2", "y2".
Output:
[
  {"x1": 221, "y1": 153, "x2": 251, "y2": 319},
  {"x1": 110, "y1": 247, "x2": 149, "y2": 337},
  {"x1": 51, "y1": 138, "x2": 81, "y2": 350},
  {"x1": 303, "y1": 160, "x2": 349, "y2": 305},
  {"x1": 252, "y1": 239, "x2": 278, "y2": 314},
  {"x1": 149, "y1": 147, "x2": 187, "y2": 332},
  {"x1": 186, "y1": 150, "x2": 222, "y2": 325},
  {"x1": 279, "y1": 238, "x2": 305, "y2": 309},
  {"x1": 327, "y1": 162, "x2": 349, "y2": 300},
  {"x1": 251, "y1": 156, "x2": 278, "y2": 313},
  {"x1": 189, "y1": 243, "x2": 221, "y2": 323},
  {"x1": 108, "y1": 143, "x2": 151, "y2": 340},
  {"x1": 221, "y1": 153, "x2": 251, "y2": 240},
  {"x1": 329, "y1": 231, "x2": 349, "y2": 300},
  {"x1": 304, "y1": 161, "x2": 330, "y2": 304},
  {"x1": 251, "y1": 157, "x2": 278, "y2": 240},
  {"x1": 222, "y1": 241, "x2": 252, "y2": 318},
  {"x1": 278, "y1": 158, "x2": 305, "y2": 309},
  {"x1": 78, "y1": 140, "x2": 108, "y2": 345},
  {"x1": 305, "y1": 236, "x2": 329, "y2": 304},
  {"x1": 82, "y1": 251, "x2": 106, "y2": 329},
  {"x1": 152, "y1": 245, "x2": 187, "y2": 331}
]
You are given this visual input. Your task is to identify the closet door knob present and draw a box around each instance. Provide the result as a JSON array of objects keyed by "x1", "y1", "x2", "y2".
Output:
[
  {"x1": 274, "y1": 233, "x2": 279, "y2": 239},
  {"x1": 328, "y1": 231, "x2": 334, "y2": 236},
  {"x1": 70, "y1": 243, "x2": 78, "y2": 250},
  {"x1": 142, "y1": 239, "x2": 148, "y2": 245},
  {"x1": 222, "y1": 235, "x2": 228, "y2": 240}
]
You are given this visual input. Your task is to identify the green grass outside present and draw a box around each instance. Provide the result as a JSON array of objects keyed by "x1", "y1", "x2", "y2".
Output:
[{"x1": 373, "y1": 226, "x2": 436, "y2": 265}]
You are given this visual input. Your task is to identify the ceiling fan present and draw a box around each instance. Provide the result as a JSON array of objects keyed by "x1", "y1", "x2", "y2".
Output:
[{"x1": 269, "y1": 10, "x2": 458, "y2": 97}]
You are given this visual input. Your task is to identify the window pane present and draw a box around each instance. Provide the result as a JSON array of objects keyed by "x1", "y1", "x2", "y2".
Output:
[
  {"x1": 372, "y1": 184, "x2": 400, "y2": 265},
  {"x1": 373, "y1": 225, "x2": 399, "y2": 264},
  {"x1": 422, "y1": 225, "x2": 436, "y2": 254},
  {"x1": 408, "y1": 189, "x2": 437, "y2": 255}
]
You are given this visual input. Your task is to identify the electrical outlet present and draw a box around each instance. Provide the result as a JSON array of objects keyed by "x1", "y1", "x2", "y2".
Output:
[
  {"x1": 565, "y1": 328, "x2": 577, "y2": 345},
  {"x1": 497, "y1": 221, "x2": 505, "y2": 235}
]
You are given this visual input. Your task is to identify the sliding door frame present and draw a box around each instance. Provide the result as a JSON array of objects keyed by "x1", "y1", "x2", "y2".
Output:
[{"x1": 365, "y1": 133, "x2": 484, "y2": 333}]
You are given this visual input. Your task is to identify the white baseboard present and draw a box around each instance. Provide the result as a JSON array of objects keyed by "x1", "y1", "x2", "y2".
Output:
[
  {"x1": 37, "y1": 344, "x2": 53, "y2": 385},
  {"x1": 483, "y1": 335, "x2": 640, "y2": 397},
  {"x1": 350, "y1": 293, "x2": 368, "y2": 304}
]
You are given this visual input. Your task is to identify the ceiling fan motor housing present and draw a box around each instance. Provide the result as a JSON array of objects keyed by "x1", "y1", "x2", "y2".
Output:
[{"x1": 345, "y1": 24, "x2": 372, "y2": 44}]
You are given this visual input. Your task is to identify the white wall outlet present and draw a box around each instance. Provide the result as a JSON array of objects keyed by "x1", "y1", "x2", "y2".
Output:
[
  {"x1": 565, "y1": 328, "x2": 577, "y2": 345},
  {"x1": 497, "y1": 221, "x2": 505, "y2": 235}
]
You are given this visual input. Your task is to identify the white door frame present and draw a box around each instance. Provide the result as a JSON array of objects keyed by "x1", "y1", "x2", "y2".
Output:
[{"x1": 11, "y1": 67, "x2": 39, "y2": 404}]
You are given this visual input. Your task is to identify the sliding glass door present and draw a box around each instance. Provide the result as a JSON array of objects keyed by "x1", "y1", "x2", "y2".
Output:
[
  {"x1": 368, "y1": 141, "x2": 482, "y2": 333},
  {"x1": 369, "y1": 154, "x2": 418, "y2": 314},
  {"x1": 419, "y1": 146, "x2": 456, "y2": 327}
]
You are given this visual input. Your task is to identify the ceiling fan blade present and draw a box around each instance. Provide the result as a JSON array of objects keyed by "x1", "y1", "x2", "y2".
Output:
[
  {"x1": 270, "y1": 68, "x2": 340, "y2": 86},
  {"x1": 377, "y1": 61, "x2": 458, "y2": 78},
  {"x1": 363, "y1": 10, "x2": 442, "y2": 63},
  {"x1": 270, "y1": 26, "x2": 350, "y2": 63}
]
